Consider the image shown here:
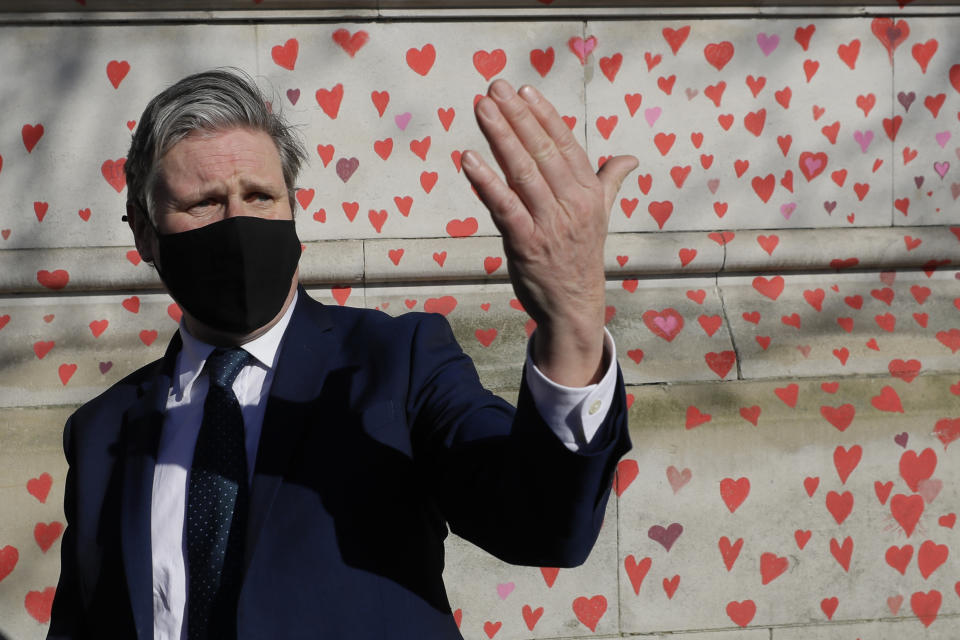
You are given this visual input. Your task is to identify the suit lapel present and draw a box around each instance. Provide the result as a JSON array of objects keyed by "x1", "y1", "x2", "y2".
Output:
[
  {"x1": 120, "y1": 331, "x2": 181, "y2": 640},
  {"x1": 245, "y1": 290, "x2": 336, "y2": 567}
]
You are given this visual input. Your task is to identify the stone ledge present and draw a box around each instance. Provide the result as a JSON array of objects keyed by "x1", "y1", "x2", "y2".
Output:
[
  {"x1": 2, "y1": 269, "x2": 958, "y2": 408},
  {"x1": 0, "y1": 241, "x2": 365, "y2": 294},
  {"x1": 1, "y1": 227, "x2": 957, "y2": 294},
  {"x1": 2, "y1": 2, "x2": 957, "y2": 23}
]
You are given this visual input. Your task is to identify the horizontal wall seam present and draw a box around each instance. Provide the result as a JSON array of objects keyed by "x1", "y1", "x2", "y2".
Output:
[
  {"x1": 5, "y1": 371, "x2": 960, "y2": 411},
  {"x1": 2, "y1": 5, "x2": 960, "y2": 24},
  {"x1": 1, "y1": 226, "x2": 957, "y2": 294}
]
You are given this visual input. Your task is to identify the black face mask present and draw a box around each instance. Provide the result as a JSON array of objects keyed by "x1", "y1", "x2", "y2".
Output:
[{"x1": 155, "y1": 216, "x2": 301, "y2": 335}]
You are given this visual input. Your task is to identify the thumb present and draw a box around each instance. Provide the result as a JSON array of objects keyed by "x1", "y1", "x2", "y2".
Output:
[{"x1": 597, "y1": 154, "x2": 639, "y2": 213}]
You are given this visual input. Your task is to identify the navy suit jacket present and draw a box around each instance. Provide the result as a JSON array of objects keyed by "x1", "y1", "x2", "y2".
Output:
[{"x1": 49, "y1": 288, "x2": 631, "y2": 639}]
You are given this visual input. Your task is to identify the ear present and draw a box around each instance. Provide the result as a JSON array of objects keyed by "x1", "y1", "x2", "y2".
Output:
[{"x1": 127, "y1": 202, "x2": 156, "y2": 264}]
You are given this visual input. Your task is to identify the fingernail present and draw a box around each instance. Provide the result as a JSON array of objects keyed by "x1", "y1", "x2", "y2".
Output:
[
  {"x1": 519, "y1": 85, "x2": 540, "y2": 104},
  {"x1": 491, "y1": 80, "x2": 512, "y2": 99},
  {"x1": 461, "y1": 150, "x2": 479, "y2": 169},
  {"x1": 477, "y1": 98, "x2": 497, "y2": 118}
]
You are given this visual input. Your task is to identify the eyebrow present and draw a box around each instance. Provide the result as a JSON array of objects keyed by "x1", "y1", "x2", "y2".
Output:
[
  {"x1": 167, "y1": 178, "x2": 285, "y2": 206},
  {"x1": 236, "y1": 177, "x2": 285, "y2": 194}
]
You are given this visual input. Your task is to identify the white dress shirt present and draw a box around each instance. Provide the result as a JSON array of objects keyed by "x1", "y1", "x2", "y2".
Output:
[{"x1": 151, "y1": 290, "x2": 618, "y2": 639}]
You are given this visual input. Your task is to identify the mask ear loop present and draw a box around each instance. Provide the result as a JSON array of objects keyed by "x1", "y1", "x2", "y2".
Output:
[{"x1": 126, "y1": 203, "x2": 165, "y2": 275}]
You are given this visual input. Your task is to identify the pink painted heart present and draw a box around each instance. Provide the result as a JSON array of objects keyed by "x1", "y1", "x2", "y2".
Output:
[
  {"x1": 853, "y1": 130, "x2": 873, "y2": 153},
  {"x1": 642, "y1": 308, "x2": 684, "y2": 341},
  {"x1": 568, "y1": 35, "x2": 597, "y2": 64},
  {"x1": 756, "y1": 32, "x2": 779, "y2": 56},
  {"x1": 644, "y1": 107, "x2": 661, "y2": 127},
  {"x1": 888, "y1": 594, "x2": 903, "y2": 615},
  {"x1": 917, "y1": 478, "x2": 942, "y2": 504},
  {"x1": 666, "y1": 466, "x2": 691, "y2": 493},
  {"x1": 394, "y1": 112, "x2": 412, "y2": 130},
  {"x1": 799, "y1": 151, "x2": 827, "y2": 181}
]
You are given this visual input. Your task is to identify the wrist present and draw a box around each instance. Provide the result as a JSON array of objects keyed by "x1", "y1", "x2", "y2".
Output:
[{"x1": 531, "y1": 321, "x2": 607, "y2": 387}]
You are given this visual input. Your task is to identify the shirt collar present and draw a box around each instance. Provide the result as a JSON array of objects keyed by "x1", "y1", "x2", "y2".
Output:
[{"x1": 172, "y1": 288, "x2": 299, "y2": 398}]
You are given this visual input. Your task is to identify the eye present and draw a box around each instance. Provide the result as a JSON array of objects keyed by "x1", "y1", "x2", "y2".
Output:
[
  {"x1": 189, "y1": 199, "x2": 214, "y2": 211},
  {"x1": 248, "y1": 192, "x2": 273, "y2": 203}
]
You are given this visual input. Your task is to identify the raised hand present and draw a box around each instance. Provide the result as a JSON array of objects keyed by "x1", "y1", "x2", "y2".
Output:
[{"x1": 462, "y1": 79, "x2": 637, "y2": 387}]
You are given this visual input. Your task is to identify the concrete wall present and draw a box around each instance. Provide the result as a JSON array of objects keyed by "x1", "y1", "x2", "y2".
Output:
[{"x1": 1, "y1": 2, "x2": 959, "y2": 638}]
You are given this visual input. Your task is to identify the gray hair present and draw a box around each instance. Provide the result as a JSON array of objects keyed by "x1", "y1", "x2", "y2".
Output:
[{"x1": 125, "y1": 67, "x2": 307, "y2": 223}]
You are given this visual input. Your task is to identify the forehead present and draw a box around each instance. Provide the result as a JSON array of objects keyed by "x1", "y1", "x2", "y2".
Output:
[{"x1": 159, "y1": 127, "x2": 284, "y2": 189}]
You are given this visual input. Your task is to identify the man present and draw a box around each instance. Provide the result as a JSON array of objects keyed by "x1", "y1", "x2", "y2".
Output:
[{"x1": 49, "y1": 68, "x2": 636, "y2": 639}]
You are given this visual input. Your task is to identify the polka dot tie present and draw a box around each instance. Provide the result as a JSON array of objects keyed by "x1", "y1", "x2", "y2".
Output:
[{"x1": 187, "y1": 347, "x2": 251, "y2": 640}]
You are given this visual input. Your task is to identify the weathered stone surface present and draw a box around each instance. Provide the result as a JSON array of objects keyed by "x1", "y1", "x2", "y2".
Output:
[
  {"x1": 445, "y1": 492, "x2": 621, "y2": 639},
  {"x1": 723, "y1": 268, "x2": 960, "y2": 380},
  {"x1": 0, "y1": 407, "x2": 73, "y2": 640},
  {"x1": 1, "y1": 12, "x2": 960, "y2": 640},
  {"x1": 618, "y1": 375, "x2": 960, "y2": 634},
  {"x1": 891, "y1": 17, "x2": 960, "y2": 228},
  {"x1": 773, "y1": 617, "x2": 960, "y2": 639}
]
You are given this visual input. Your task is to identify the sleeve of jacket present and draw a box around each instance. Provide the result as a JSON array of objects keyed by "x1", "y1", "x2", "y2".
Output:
[
  {"x1": 406, "y1": 312, "x2": 632, "y2": 568},
  {"x1": 47, "y1": 416, "x2": 83, "y2": 639}
]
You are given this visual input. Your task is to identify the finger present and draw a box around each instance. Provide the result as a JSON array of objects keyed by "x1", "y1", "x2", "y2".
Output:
[
  {"x1": 460, "y1": 149, "x2": 534, "y2": 242},
  {"x1": 515, "y1": 84, "x2": 596, "y2": 188},
  {"x1": 597, "y1": 154, "x2": 640, "y2": 213},
  {"x1": 480, "y1": 80, "x2": 578, "y2": 212},
  {"x1": 474, "y1": 94, "x2": 558, "y2": 219}
]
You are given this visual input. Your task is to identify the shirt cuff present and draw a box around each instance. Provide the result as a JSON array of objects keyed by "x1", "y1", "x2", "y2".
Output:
[{"x1": 524, "y1": 328, "x2": 618, "y2": 452}]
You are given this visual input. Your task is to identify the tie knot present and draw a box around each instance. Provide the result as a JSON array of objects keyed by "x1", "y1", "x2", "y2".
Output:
[{"x1": 205, "y1": 347, "x2": 251, "y2": 389}]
